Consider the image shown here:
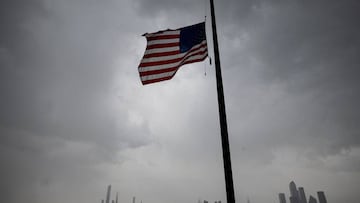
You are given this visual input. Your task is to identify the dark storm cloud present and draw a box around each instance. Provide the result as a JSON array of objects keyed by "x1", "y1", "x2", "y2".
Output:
[
  {"x1": 0, "y1": 0, "x2": 50, "y2": 129},
  {"x1": 134, "y1": 0, "x2": 202, "y2": 16},
  {"x1": 220, "y1": 0, "x2": 360, "y2": 155},
  {"x1": 0, "y1": 0, "x2": 151, "y2": 202},
  {"x1": 0, "y1": 0, "x2": 150, "y2": 151}
]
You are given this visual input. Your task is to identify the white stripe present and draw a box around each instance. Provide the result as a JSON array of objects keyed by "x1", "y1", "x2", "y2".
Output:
[
  {"x1": 141, "y1": 46, "x2": 207, "y2": 63},
  {"x1": 144, "y1": 46, "x2": 179, "y2": 55},
  {"x1": 145, "y1": 30, "x2": 180, "y2": 37},
  {"x1": 139, "y1": 50, "x2": 208, "y2": 72},
  {"x1": 147, "y1": 38, "x2": 179, "y2": 46},
  {"x1": 141, "y1": 70, "x2": 177, "y2": 81}
]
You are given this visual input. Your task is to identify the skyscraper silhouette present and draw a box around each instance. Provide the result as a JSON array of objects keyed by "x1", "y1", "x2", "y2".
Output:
[
  {"x1": 317, "y1": 191, "x2": 327, "y2": 203},
  {"x1": 298, "y1": 187, "x2": 307, "y2": 203},
  {"x1": 289, "y1": 181, "x2": 299, "y2": 203},
  {"x1": 106, "y1": 185, "x2": 111, "y2": 203},
  {"x1": 309, "y1": 195, "x2": 317, "y2": 203},
  {"x1": 279, "y1": 193, "x2": 286, "y2": 203}
]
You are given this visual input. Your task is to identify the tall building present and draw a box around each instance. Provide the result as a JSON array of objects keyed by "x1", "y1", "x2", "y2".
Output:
[
  {"x1": 317, "y1": 191, "x2": 327, "y2": 203},
  {"x1": 298, "y1": 187, "x2": 307, "y2": 203},
  {"x1": 290, "y1": 196, "x2": 298, "y2": 203},
  {"x1": 115, "y1": 192, "x2": 118, "y2": 203},
  {"x1": 106, "y1": 185, "x2": 112, "y2": 203},
  {"x1": 289, "y1": 181, "x2": 299, "y2": 203},
  {"x1": 279, "y1": 193, "x2": 286, "y2": 203},
  {"x1": 309, "y1": 195, "x2": 317, "y2": 203}
]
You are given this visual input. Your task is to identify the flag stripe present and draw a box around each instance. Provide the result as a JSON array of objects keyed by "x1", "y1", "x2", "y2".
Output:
[
  {"x1": 147, "y1": 34, "x2": 180, "y2": 41},
  {"x1": 144, "y1": 46, "x2": 179, "y2": 55},
  {"x1": 141, "y1": 70, "x2": 177, "y2": 81},
  {"x1": 143, "y1": 50, "x2": 181, "y2": 58},
  {"x1": 146, "y1": 42, "x2": 179, "y2": 50},
  {"x1": 146, "y1": 30, "x2": 179, "y2": 37},
  {"x1": 146, "y1": 38, "x2": 179, "y2": 46},
  {"x1": 141, "y1": 75, "x2": 174, "y2": 85},
  {"x1": 139, "y1": 67, "x2": 178, "y2": 77},
  {"x1": 181, "y1": 55, "x2": 208, "y2": 66}
]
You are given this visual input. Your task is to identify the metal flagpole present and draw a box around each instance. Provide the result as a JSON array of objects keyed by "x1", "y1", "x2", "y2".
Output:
[{"x1": 209, "y1": 1, "x2": 236, "y2": 203}]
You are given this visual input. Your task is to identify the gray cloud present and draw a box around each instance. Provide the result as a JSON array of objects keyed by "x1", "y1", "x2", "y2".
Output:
[
  {"x1": 1, "y1": 0, "x2": 151, "y2": 202},
  {"x1": 1, "y1": 0, "x2": 360, "y2": 203},
  {"x1": 221, "y1": 0, "x2": 360, "y2": 153}
]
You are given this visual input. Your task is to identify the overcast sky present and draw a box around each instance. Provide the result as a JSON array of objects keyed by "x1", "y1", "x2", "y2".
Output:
[{"x1": 1, "y1": 0, "x2": 360, "y2": 203}]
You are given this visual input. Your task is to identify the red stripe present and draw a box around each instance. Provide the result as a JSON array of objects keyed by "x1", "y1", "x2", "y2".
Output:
[
  {"x1": 143, "y1": 50, "x2": 180, "y2": 58},
  {"x1": 147, "y1": 34, "x2": 179, "y2": 41},
  {"x1": 139, "y1": 48, "x2": 208, "y2": 67},
  {"x1": 139, "y1": 67, "x2": 178, "y2": 77},
  {"x1": 146, "y1": 42, "x2": 179, "y2": 50},
  {"x1": 142, "y1": 75, "x2": 174, "y2": 85},
  {"x1": 181, "y1": 55, "x2": 208, "y2": 66}
]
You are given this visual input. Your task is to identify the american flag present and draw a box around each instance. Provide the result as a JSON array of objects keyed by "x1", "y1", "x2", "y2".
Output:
[{"x1": 138, "y1": 22, "x2": 208, "y2": 85}]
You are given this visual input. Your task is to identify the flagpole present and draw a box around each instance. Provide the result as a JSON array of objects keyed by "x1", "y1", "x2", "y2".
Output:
[{"x1": 209, "y1": 1, "x2": 236, "y2": 203}]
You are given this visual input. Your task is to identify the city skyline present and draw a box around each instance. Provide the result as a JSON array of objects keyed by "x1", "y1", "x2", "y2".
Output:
[
  {"x1": 279, "y1": 181, "x2": 327, "y2": 203},
  {"x1": 102, "y1": 185, "x2": 119, "y2": 203}
]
